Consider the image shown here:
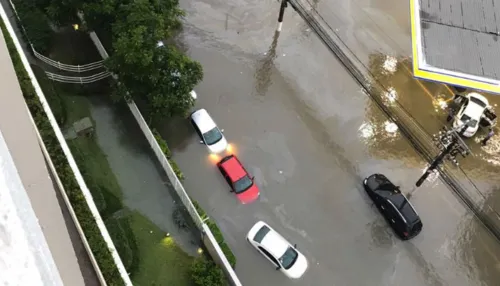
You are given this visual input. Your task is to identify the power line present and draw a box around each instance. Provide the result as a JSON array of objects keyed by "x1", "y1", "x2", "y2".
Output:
[{"x1": 285, "y1": 0, "x2": 500, "y2": 240}]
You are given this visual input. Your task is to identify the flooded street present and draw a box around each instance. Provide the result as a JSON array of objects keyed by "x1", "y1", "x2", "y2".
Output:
[
  {"x1": 158, "y1": 0, "x2": 500, "y2": 285},
  {"x1": 88, "y1": 97, "x2": 198, "y2": 254}
]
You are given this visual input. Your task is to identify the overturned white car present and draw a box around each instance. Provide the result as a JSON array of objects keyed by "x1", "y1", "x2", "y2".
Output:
[{"x1": 450, "y1": 93, "x2": 495, "y2": 137}]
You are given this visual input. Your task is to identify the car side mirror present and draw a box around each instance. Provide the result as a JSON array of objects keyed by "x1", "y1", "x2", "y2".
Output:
[
  {"x1": 251, "y1": 176, "x2": 255, "y2": 181},
  {"x1": 276, "y1": 266, "x2": 280, "y2": 270},
  {"x1": 199, "y1": 140, "x2": 204, "y2": 144},
  {"x1": 221, "y1": 129, "x2": 225, "y2": 133},
  {"x1": 294, "y1": 244, "x2": 297, "y2": 248}
]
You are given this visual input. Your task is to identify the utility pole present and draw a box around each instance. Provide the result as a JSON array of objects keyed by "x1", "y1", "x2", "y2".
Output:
[
  {"x1": 277, "y1": 0, "x2": 288, "y2": 32},
  {"x1": 414, "y1": 121, "x2": 472, "y2": 189}
]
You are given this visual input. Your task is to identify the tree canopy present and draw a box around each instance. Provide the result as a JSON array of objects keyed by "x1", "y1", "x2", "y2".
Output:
[{"x1": 43, "y1": 0, "x2": 203, "y2": 119}]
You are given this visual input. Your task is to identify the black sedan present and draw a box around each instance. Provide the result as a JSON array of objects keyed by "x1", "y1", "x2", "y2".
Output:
[{"x1": 363, "y1": 174, "x2": 423, "y2": 240}]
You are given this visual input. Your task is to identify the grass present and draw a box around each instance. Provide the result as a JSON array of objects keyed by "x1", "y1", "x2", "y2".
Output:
[
  {"x1": 25, "y1": 15, "x2": 214, "y2": 285},
  {"x1": 38, "y1": 73, "x2": 196, "y2": 284},
  {"x1": 61, "y1": 95, "x2": 93, "y2": 127},
  {"x1": 58, "y1": 92, "x2": 196, "y2": 284},
  {"x1": 128, "y1": 210, "x2": 195, "y2": 286}
]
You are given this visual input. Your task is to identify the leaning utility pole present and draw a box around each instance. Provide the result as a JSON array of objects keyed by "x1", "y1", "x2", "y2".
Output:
[
  {"x1": 415, "y1": 121, "x2": 472, "y2": 187},
  {"x1": 277, "y1": 0, "x2": 288, "y2": 32}
]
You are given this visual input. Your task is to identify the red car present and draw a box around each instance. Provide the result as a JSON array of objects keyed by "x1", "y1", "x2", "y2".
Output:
[{"x1": 217, "y1": 155, "x2": 260, "y2": 204}]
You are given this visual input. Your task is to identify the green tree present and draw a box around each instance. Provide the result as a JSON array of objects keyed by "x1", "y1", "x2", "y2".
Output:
[
  {"x1": 109, "y1": 44, "x2": 203, "y2": 121},
  {"x1": 190, "y1": 258, "x2": 226, "y2": 286},
  {"x1": 11, "y1": 1, "x2": 52, "y2": 53},
  {"x1": 106, "y1": 0, "x2": 201, "y2": 120},
  {"x1": 110, "y1": 0, "x2": 184, "y2": 68}
]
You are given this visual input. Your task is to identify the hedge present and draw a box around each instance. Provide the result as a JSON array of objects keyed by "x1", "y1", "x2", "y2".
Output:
[
  {"x1": 152, "y1": 128, "x2": 184, "y2": 180},
  {"x1": 0, "y1": 19, "x2": 125, "y2": 286},
  {"x1": 191, "y1": 200, "x2": 236, "y2": 268},
  {"x1": 150, "y1": 129, "x2": 237, "y2": 267}
]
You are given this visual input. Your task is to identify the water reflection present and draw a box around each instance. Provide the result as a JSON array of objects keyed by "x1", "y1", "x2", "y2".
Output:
[
  {"x1": 459, "y1": 211, "x2": 500, "y2": 286},
  {"x1": 363, "y1": 53, "x2": 500, "y2": 182},
  {"x1": 254, "y1": 30, "x2": 280, "y2": 96}
]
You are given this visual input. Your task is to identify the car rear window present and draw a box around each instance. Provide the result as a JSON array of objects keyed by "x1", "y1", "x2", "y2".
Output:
[
  {"x1": 399, "y1": 201, "x2": 419, "y2": 223},
  {"x1": 253, "y1": 225, "x2": 270, "y2": 243},
  {"x1": 234, "y1": 176, "x2": 253, "y2": 194},
  {"x1": 411, "y1": 220, "x2": 423, "y2": 233}
]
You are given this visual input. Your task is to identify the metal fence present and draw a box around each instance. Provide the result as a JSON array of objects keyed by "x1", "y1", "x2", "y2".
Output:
[
  {"x1": 33, "y1": 46, "x2": 104, "y2": 72},
  {"x1": 45, "y1": 71, "x2": 110, "y2": 84}
]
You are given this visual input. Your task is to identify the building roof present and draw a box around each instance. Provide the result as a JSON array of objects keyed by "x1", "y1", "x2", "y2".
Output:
[{"x1": 410, "y1": 0, "x2": 500, "y2": 94}]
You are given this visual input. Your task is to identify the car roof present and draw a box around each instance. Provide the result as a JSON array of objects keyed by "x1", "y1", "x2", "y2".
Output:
[
  {"x1": 260, "y1": 227, "x2": 289, "y2": 258},
  {"x1": 387, "y1": 193, "x2": 420, "y2": 223},
  {"x1": 220, "y1": 156, "x2": 247, "y2": 181},
  {"x1": 191, "y1": 109, "x2": 217, "y2": 133}
]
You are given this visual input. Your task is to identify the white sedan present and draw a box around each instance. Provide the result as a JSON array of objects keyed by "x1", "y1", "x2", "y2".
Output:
[
  {"x1": 247, "y1": 221, "x2": 308, "y2": 279},
  {"x1": 190, "y1": 109, "x2": 229, "y2": 154},
  {"x1": 452, "y1": 92, "x2": 490, "y2": 137}
]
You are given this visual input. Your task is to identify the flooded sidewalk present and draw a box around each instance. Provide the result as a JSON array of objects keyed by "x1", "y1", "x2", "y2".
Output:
[{"x1": 87, "y1": 96, "x2": 199, "y2": 255}]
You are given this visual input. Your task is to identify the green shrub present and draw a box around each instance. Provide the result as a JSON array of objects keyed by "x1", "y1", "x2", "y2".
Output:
[
  {"x1": 0, "y1": 19, "x2": 125, "y2": 286},
  {"x1": 191, "y1": 199, "x2": 237, "y2": 268},
  {"x1": 152, "y1": 128, "x2": 171, "y2": 158},
  {"x1": 206, "y1": 220, "x2": 224, "y2": 244},
  {"x1": 32, "y1": 65, "x2": 67, "y2": 126},
  {"x1": 219, "y1": 243, "x2": 236, "y2": 268},
  {"x1": 105, "y1": 216, "x2": 139, "y2": 274},
  {"x1": 190, "y1": 257, "x2": 226, "y2": 286},
  {"x1": 191, "y1": 200, "x2": 207, "y2": 219},
  {"x1": 150, "y1": 128, "x2": 185, "y2": 181},
  {"x1": 10, "y1": 1, "x2": 52, "y2": 53},
  {"x1": 168, "y1": 159, "x2": 184, "y2": 181},
  {"x1": 99, "y1": 185, "x2": 123, "y2": 218}
]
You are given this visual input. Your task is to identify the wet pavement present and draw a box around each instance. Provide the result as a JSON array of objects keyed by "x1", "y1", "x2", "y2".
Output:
[
  {"x1": 88, "y1": 97, "x2": 198, "y2": 255},
  {"x1": 157, "y1": 0, "x2": 500, "y2": 285}
]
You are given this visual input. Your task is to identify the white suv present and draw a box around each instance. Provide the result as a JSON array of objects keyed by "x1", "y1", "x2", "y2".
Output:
[{"x1": 247, "y1": 221, "x2": 308, "y2": 279}]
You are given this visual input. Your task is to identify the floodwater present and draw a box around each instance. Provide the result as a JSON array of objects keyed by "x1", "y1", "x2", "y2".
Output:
[
  {"x1": 156, "y1": 0, "x2": 500, "y2": 285},
  {"x1": 88, "y1": 97, "x2": 198, "y2": 254}
]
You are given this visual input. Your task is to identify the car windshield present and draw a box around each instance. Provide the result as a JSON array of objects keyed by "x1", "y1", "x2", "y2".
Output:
[
  {"x1": 203, "y1": 127, "x2": 223, "y2": 145},
  {"x1": 470, "y1": 97, "x2": 487, "y2": 108},
  {"x1": 253, "y1": 225, "x2": 271, "y2": 243},
  {"x1": 279, "y1": 247, "x2": 299, "y2": 270},
  {"x1": 234, "y1": 175, "x2": 253, "y2": 194},
  {"x1": 460, "y1": 114, "x2": 478, "y2": 127}
]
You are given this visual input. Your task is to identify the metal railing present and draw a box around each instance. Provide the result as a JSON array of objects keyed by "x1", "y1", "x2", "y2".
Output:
[
  {"x1": 33, "y1": 46, "x2": 104, "y2": 72},
  {"x1": 45, "y1": 71, "x2": 110, "y2": 84}
]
